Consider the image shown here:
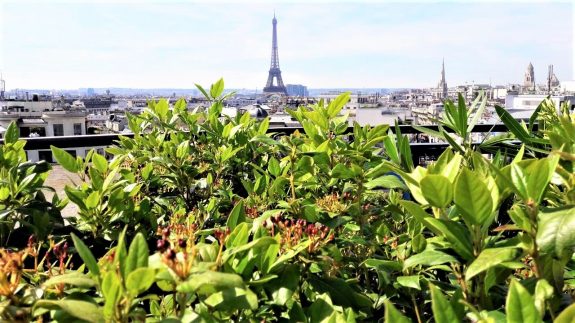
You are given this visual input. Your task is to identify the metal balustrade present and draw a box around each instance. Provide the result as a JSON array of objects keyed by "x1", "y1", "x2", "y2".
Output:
[{"x1": 0, "y1": 123, "x2": 531, "y2": 165}]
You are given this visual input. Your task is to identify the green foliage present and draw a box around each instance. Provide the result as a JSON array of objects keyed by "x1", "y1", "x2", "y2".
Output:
[
  {"x1": 3, "y1": 81, "x2": 575, "y2": 322},
  {"x1": 0, "y1": 123, "x2": 64, "y2": 245}
]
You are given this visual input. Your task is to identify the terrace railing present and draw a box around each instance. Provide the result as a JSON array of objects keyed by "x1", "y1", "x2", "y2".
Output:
[{"x1": 0, "y1": 123, "x2": 529, "y2": 166}]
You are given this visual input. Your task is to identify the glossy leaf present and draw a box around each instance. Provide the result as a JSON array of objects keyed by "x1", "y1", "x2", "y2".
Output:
[
  {"x1": 327, "y1": 92, "x2": 350, "y2": 118},
  {"x1": 384, "y1": 300, "x2": 411, "y2": 323},
  {"x1": 506, "y1": 280, "x2": 541, "y2": 323},
  {"x1": 401, "y1": 201, "x2": 474, "y2": 260},
  {"x1": 177, "y1": 271, "x2": 244, "y2": 295},
  {"x1": 91, "y1": 153, "x2": 108, "y2": 174},
  {"x1": 4, "y1": 122, "x2": 19, "y2": 144},
  {"x1": 226, "y1": 200, "x2": 246, "y2": 231},
  {"x1": 43, "y1": 272, "x2": 96, "y2": 288},
  {"x1": 365, "y1": 175, "x2": 407, "y2": 190},
  {"x1": 34, "y1": 300, "x2": 104, "y2": 323},
  {"x1": 125, "y1": 233, "x2": 149, "y2": 274},
  {"x1": 51, "y1": 146, "x2": 79, "y2": 173},
  {"x1": 210, "y1": 78, "x2": 225, "y2": 98},
  {"x1": 430, "y1": 284, "x2": 459, "y2": 323},
  {"x1": 454, "y1": 168, "x2": 494, "y2": 227},
  {"x1": 555, "y1": 302, "x2": 575, "y2": 323},
  {"x1": 268, "y1": 157, "x2": 281, "y2": 177},
  {"x1": 396, "y1": 275, "x2": 420, "y2": 290},
  {"x1": 420, "y1": 174, "x2": 453, "y2": 208},
  {"x1": 536, "y1": 207, "x2": 575, "y2": 259},
  {"x1": 496, "y1": 105, "x2": 532, "y2": 143},
  {"x1": 71, "y1": 233, "x2": 100, "y2": 282},
  {"x1": 466, "y1": 247, "x2": 520, "y2": 280},
  {"x1": 403, "y1": 249, "x2": 458, "y2": 269},
  {"x1": 126, "y1": 267, "x2": 156, "y2": 296}
]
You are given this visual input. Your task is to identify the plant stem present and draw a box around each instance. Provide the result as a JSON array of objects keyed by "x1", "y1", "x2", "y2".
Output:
[{"x1": 411, "y1": 294, "x2": 423, "y2": 323}]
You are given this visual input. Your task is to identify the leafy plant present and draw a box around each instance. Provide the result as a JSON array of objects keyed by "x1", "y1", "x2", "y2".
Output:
[{"x1": 3, "y1": 80, "x2": 575, "y2": 322}]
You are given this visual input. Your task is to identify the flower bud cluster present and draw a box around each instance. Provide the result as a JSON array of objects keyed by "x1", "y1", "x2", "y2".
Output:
[
  {"x1": 156, "y1": 224, "x2": 198, "y2": 279},
  {"x1": 0, "y1": 249, "x2": 24, "y2": 297},
  {"x1": 52, "y1": 242, "x2": 69, "y2": 274},
  {"x1": 316, "y1": 193, "x2": 346, "y2": 214},
  {"x1": 245, "y1": 205, "x2": 259, "y2": 219},
  {"x1": 268, "y1": 216, "x2": 333, "y2": 254}
]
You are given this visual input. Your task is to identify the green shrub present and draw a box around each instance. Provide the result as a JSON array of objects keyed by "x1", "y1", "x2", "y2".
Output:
[{"x1": 1, "y1": 80, "x2": 574, "y2": 322}]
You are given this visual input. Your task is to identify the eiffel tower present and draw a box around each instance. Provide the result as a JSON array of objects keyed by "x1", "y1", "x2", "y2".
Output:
[{"x1": 263, "y1": 14, "x2": 287, "y2": 95}]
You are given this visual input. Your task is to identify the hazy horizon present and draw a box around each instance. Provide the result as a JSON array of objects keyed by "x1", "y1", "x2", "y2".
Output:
[{"x1": 1, "y1": 0, "x2": 573, "y2": 90}]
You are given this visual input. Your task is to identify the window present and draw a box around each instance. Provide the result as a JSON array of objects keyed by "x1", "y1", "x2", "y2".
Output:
[
  {"x1": 74, "y1": 123, "x2": 82, "y2": 135},
  {"x1": 53, "y1": 124, "x2": 64, "y2": 136}
]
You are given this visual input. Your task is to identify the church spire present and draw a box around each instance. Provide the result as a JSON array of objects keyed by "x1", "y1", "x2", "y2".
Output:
[{"x1": 437, "y1": 58, "x2": 448, "y2": 100}]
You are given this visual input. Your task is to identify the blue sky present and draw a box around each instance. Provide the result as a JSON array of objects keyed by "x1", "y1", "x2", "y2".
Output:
[{"x1": 0, "y1": 0, "x2": 573, "y2": 90}]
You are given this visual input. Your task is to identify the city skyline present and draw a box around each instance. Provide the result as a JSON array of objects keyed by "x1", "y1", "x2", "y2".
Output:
[{"x1": 0, "y1": 1, "x2": 573, "y2": 90}]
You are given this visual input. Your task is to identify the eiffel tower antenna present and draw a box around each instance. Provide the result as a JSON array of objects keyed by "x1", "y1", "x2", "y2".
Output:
[{"x1": 263, "y1": 13, "x2": 287, "y2": 95}]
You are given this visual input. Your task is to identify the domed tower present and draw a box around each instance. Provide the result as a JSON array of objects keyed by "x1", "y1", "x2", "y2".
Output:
[{"x1": 524, "y1": 62, "x2": 535, "y2": 90}]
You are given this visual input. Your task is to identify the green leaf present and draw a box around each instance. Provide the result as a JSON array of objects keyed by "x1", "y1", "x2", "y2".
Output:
[
  {"x1": 526, "y1": 156, "x2": 559, "y2": 203},
  {"x1": 177, "y1": 271, "x2": 244, "y2": 295},
  {"x1": 71, "y1": 233, "x2": 100, "y2": 282},
  {"x1": 536, "y1": 207, "x2": 575, "y2": 259},
  {"x1": 259, "y1": 117, "x2": 270, "y2": 134},
  {"x1": 4, "y1": 122, "x2": 19, "y2": 144},
  {"x1": 396, "y1": 275, "x2": 420, "y2": 290},
  {"x1": 454, "y1": 168, "x2": 494, "y2": 227},
  {"x1": 466, "y1": 247, "x2": 520, "y2": 280},
  {"x1": 364, "y1": 259, "x2": 403, "y2": 272},
  {"x1": 383, "y1": 134, "x2": 401, "y2": 165},
  {"x1": 268, "y1": 157, "x2": 281, "y2": 177},
  {"x1": 126, "y1": 267, "x2": 156, "y2": 296},
  {"x1": 331, "y1": 163, "x2": 355, "y2": 179},
  {"x1": 34, "y1": 300, "x2": 104, "y2": 323},
  {"x1": 269, "y1": 265, "x2": 299, "y2": 306},
  {"x1": 210, "y1": 78, "x2": 225, "y2": 98},
  {"x1": 384, "y1": 300, "x2": 411, "y2": 323},
  {"x1": 226, "y1": 200, "x2": 246, "y2": 231},
  {"x1": 403, "y1": 249, "x2": 458, "y2": 269},
  {"x1": 204, "y1": 287, "x2": 258, "y2": 311},
  {"x1": 327, "y1": 92, "x2": 350, "y2": 118},
  {"x1": 195, "y1": 83, "x2": 210, "y2": 100},
  {"x1": 91, "y1": 153, "x2": 108, "y2": 174},
  {"x1": 102, "y1": 271, "x2": 121, "y2": 320},
  {"x1": 155, "y1": 99, "x2": 169, "y2": 120},
  {"x1": 555, "y1": 302, "x2": 575, "y2": 323},
  {"x1": 51, "y1": 146, "x2": 79, "y2": 173},
  {"x1": 420, "y1": 174, "x2": 453, "y2": 208},
  {"x1": 467, "y1": 91, "x2": 488, "y2": 134},
  {"x1": 510, "y1": 163, "x2": 529, "y2": 200},
  {"x1": 223, "y1": 236, "x2": 277, "y2": 262},
  {"x1": 411, "y1": 234, "x2": 427, "y2": 253},
  {"x1": 365, "y1": 175, "x2": 407, "y2": 190},
  {"x1": 401, "y1": 201, "x2": 474, "y2": 261},
  {"x1": 506, "y1": 280, "x2": 542, "y2": 323},
  {"x1": 85, "y1": 191, "x2": 100, "y2": 209},
  {"x1": 534, "y1": 279, "x2": 554, "y2": 317},
  {"x1": 43, "y1": 272, "x2": 96, "y2": 288},
  {"x1": 114, "y1": 227, "x2": 128, "y2": 279},
  {"x1": 430, "y1": 284, "x2": 459, "y2": 323},
  {"x1": 308, "y1": 276, "x2": 372, "y2": 311},
  {"x1": 125, "y1": 233, "x2": 149, "y2": 274},
  {"x1": 495, "y1": 105, "x2": 533, "y2": 143}
]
